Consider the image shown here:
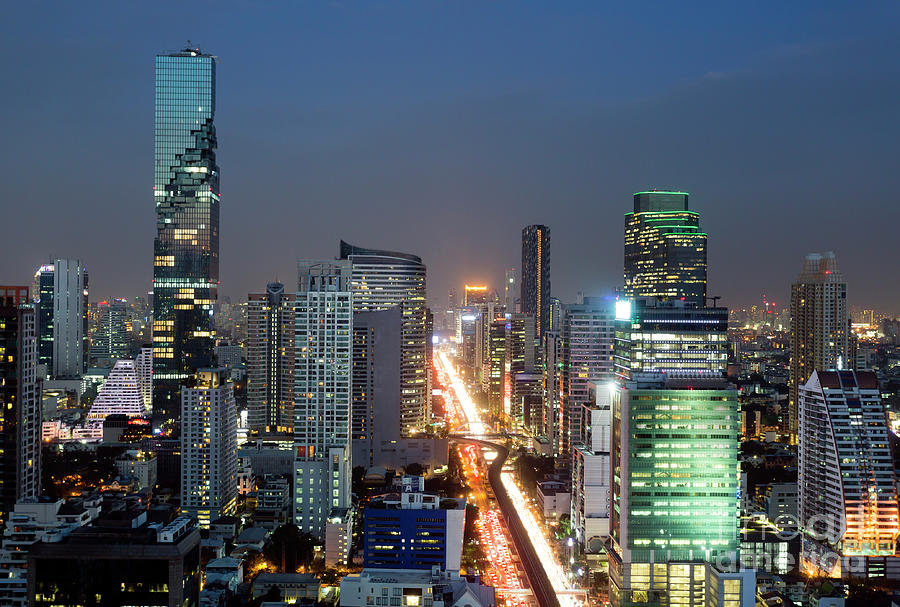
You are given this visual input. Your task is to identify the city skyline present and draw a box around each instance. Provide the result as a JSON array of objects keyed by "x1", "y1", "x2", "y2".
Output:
[{"x1": 2, "y1": 3, "x2": 900, "y2": 313}]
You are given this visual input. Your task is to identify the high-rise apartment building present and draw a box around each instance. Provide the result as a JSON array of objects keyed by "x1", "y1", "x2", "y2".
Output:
[
  {"x1": 0, "y1": 287, "x2": 40, "y2": 526},
  {"x1": 789, "y1": 252, "x2": 849, "y2": 441},
  {"x1": 181, "y1": 368, "x2": 237, "y2": 528},
  {"x1": 339, "y1": 241, "x2": 427, "y2": 435},
  {"x1": 505, "y1": 313, "x2": 536, "y2": 428},
  {"x1": 521, "y1": 225, "x2": 550, "y2": 339},
  {"x1": 92, "y1": 298, "x2": 129, "y2": 361},
  {"x1": 799, "y1": 370, "x2": 899, "y2": 577},
  {"x1": 505, "y1": 269, "x2": 519, "y2": 313},
  {"x1": 33, "y1": 260, "x2": 88, "y2": 378},
  {"x1": 487, "y1": 318, "x2": 507, "y2": 424},
  {"x1": 559, "y1": 297, "x2": 616, "y2": 460},
  {"x1": 293, "y1": 261, "x2": 353, "y2": 537},
  {"x1": 609, "y1": 375, "x2": 741, "y2": 607},
  {"x1": 542, "y1": 330, "x2": 563, "y2": 455},
  {"x1": 623, "y1": 191, "x2": 706, "y2": 306},
  {"x1": 152, "y1": 47, "x2": 220, "y2": 434},
  {"x1": 247, "y1": 282, "x2": 296, "y2": 437}
]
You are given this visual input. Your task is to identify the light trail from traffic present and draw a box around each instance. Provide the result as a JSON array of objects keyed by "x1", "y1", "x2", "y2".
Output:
[
  {"x1": 437, "y1": 348, "x2": 580, "y2": 607},
  {"x1": 438, "y1": 351, "x2": 487, "y2": 435},
  {"x1": 502, "y1": 471, "x2": 579, "y2": 607}
]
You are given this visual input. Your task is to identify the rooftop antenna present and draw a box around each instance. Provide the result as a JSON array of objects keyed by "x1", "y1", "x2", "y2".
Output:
[{"x1": 708, "y1": 296, "x2": 721, "y2": 307}]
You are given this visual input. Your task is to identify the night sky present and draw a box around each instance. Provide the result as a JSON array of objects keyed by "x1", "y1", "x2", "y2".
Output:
[{"x1": 2, "y1": 2, "x2": 899, "y2": 313}]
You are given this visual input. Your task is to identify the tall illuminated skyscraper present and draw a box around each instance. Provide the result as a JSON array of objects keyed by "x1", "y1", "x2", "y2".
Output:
[
  {"x1": 339, "y1": 241, "x2": 427, "y2": 436},
  {"x1": 789, "y1": 252, "x2": 848, "y2": 441},
  {"x1": 152, "y1": 47, "x2": 219, "y2": 433},
  {"x1": 623, "y1": 191, "x2": 706, "y2": 306},
  {"x1": 521, "y1": 225, "x2": 550, "y2": 339},
  {"x1": 293, "y1": 261, "x2": 353, "y2": 537},
  {"x1": 181, "y1": 368, "x2": 237, "y2": 528},
  {"x1": 609, "y1": 375, "x2": 743, "y2": 607}
]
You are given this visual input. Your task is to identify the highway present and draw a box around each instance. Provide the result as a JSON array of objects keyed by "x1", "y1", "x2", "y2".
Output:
[{"x1": 438, "y1": 350, "x2": 576, "y2": 607}]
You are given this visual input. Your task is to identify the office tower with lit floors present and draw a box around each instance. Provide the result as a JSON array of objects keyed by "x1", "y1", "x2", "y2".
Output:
[
  {"x1": 624, "y1": 191, "x2": 706, "y2": 306},
  {"x1": 152, "y1": 47, "x2": 219, "y2": 434},
  {"x1": 559, "y1": 296, "x2": 616, "y2": 461},
  {"x1": 798, "y1": 370, "x2": 900, "y2": 579},
  {"x1": 613, "y1": 298, "x2": 729, "y2": 381},
  {"x1": 180, "y1": 368, "x2": 237, "y2": 527},
  {"x1": 247, "y1": 281, "x2": 296, "y2": 437},
  {"x1": 521, "y1": 225, "x2": 550, "y2": 339},
  {"x1": 339, "y1": 241, "x2": 427, "y2": 436},
  {"x1": 0, "y1": 286, "x2": 41, "y2": 526},
  {"x1": 33, "y1": 260, "x2": 89, "y2": 378},
  {"x1": 789, "y1": 252, "x2": 849, "y2": 442},
  {"x1": 293, "y1": 261, "x2": 353, "y2": 538},
  {"x1": 608, "y1": 374, "x2": 750, "y2": 607}
]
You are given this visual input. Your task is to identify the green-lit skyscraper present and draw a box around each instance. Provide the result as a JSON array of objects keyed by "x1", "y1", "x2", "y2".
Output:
[
  {"x1": 608, "y1": 375, "x2": 741, "y2": 607},
  {"x1": 624, "y1": 191, "x2": 706, "y2": 306},
  {"x1": 152, "y1": 47, "x2": 219, "y2": 433}
]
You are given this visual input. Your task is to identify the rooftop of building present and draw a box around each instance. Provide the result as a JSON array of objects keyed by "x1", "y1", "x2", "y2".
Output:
[
  {"x1": 339, "y1": 240, "x2": 423, "y2": 265},
  {"x1": 254, "y1": 572, "x2": 320, "y2": 585}
]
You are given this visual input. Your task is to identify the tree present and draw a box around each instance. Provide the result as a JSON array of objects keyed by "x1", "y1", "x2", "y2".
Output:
[
  {"x1": 263, "y1": 524, "x2": 320, "y2": 572},
  {"x1": 405, "y1": 462, "x2": 425, "y2": 476},
  {"x1": 352, "y1": 466, "x2": 366, "y2": 496}
]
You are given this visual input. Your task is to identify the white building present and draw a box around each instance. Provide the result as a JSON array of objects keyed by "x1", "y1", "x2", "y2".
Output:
[
  {"x1": 87, "y1": 350, "x2": 152, "y2": 422},
  {"x1": 51, "y1": 259, "x2": 88, "y2": 379},
  {"x1": 799, "y1": 370, "x2": 900, "y2": 578},
  {"x1": 536, "y1": 480, "x2": 570, "y2": 520},
  {"x1": 340, "y1": 568, "x2": 496, "y2": 607},
  {"x1": 571, "y1": 381, "x2": 612, "y2": 553},
  {"x1": 181, "y1": 368, "x2": 238, "y2": 528},
  {"x1": 0, "y1": 498, "x2": 97, "y2": 606},
  {"x1": 115, "y1": 449, "x2": 158, "y2": 490},
  {"x1": 293, "y1": 261, "x2": 353, "y2": 538},
  {"x1": 325, "y1": 508, "x2": 353, "y2": 567}
]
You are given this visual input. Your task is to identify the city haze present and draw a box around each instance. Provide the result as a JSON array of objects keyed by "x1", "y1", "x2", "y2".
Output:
[{"x1": 2, "y1": 2, "x2": 899, "y2": 311}]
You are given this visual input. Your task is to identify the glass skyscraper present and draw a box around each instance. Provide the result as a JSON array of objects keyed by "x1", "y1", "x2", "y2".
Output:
[
  {"x1": 624, "y1": 191, "x2": 707, "y2": 306},
  {"x1": 152, "y1": 47, "x2": 220, "y2": 433}
]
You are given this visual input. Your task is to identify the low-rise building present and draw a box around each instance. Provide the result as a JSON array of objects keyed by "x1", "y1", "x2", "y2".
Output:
[
  {"x1": 340, "y1": 568, "x2": 496, "y2": 607},
  {"x1": 252, "y1": 573, "x2": 320, "y2": 604},
  {"x1": 536, "y1": 480, "x2": 570, "y2": 521},
  {"x1": 363, "y1": 489, "x2": 465, "y2": 571}
]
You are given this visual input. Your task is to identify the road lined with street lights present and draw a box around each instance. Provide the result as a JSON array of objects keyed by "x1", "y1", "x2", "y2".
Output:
[{"x1": 437, "y1": 350, "x2": 580, "y2": 607}]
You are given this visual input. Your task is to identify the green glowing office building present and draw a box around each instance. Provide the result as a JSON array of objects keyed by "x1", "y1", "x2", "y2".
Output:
[{"x1": 624, "y1": 191, "x2": 707, "y2": 307}]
